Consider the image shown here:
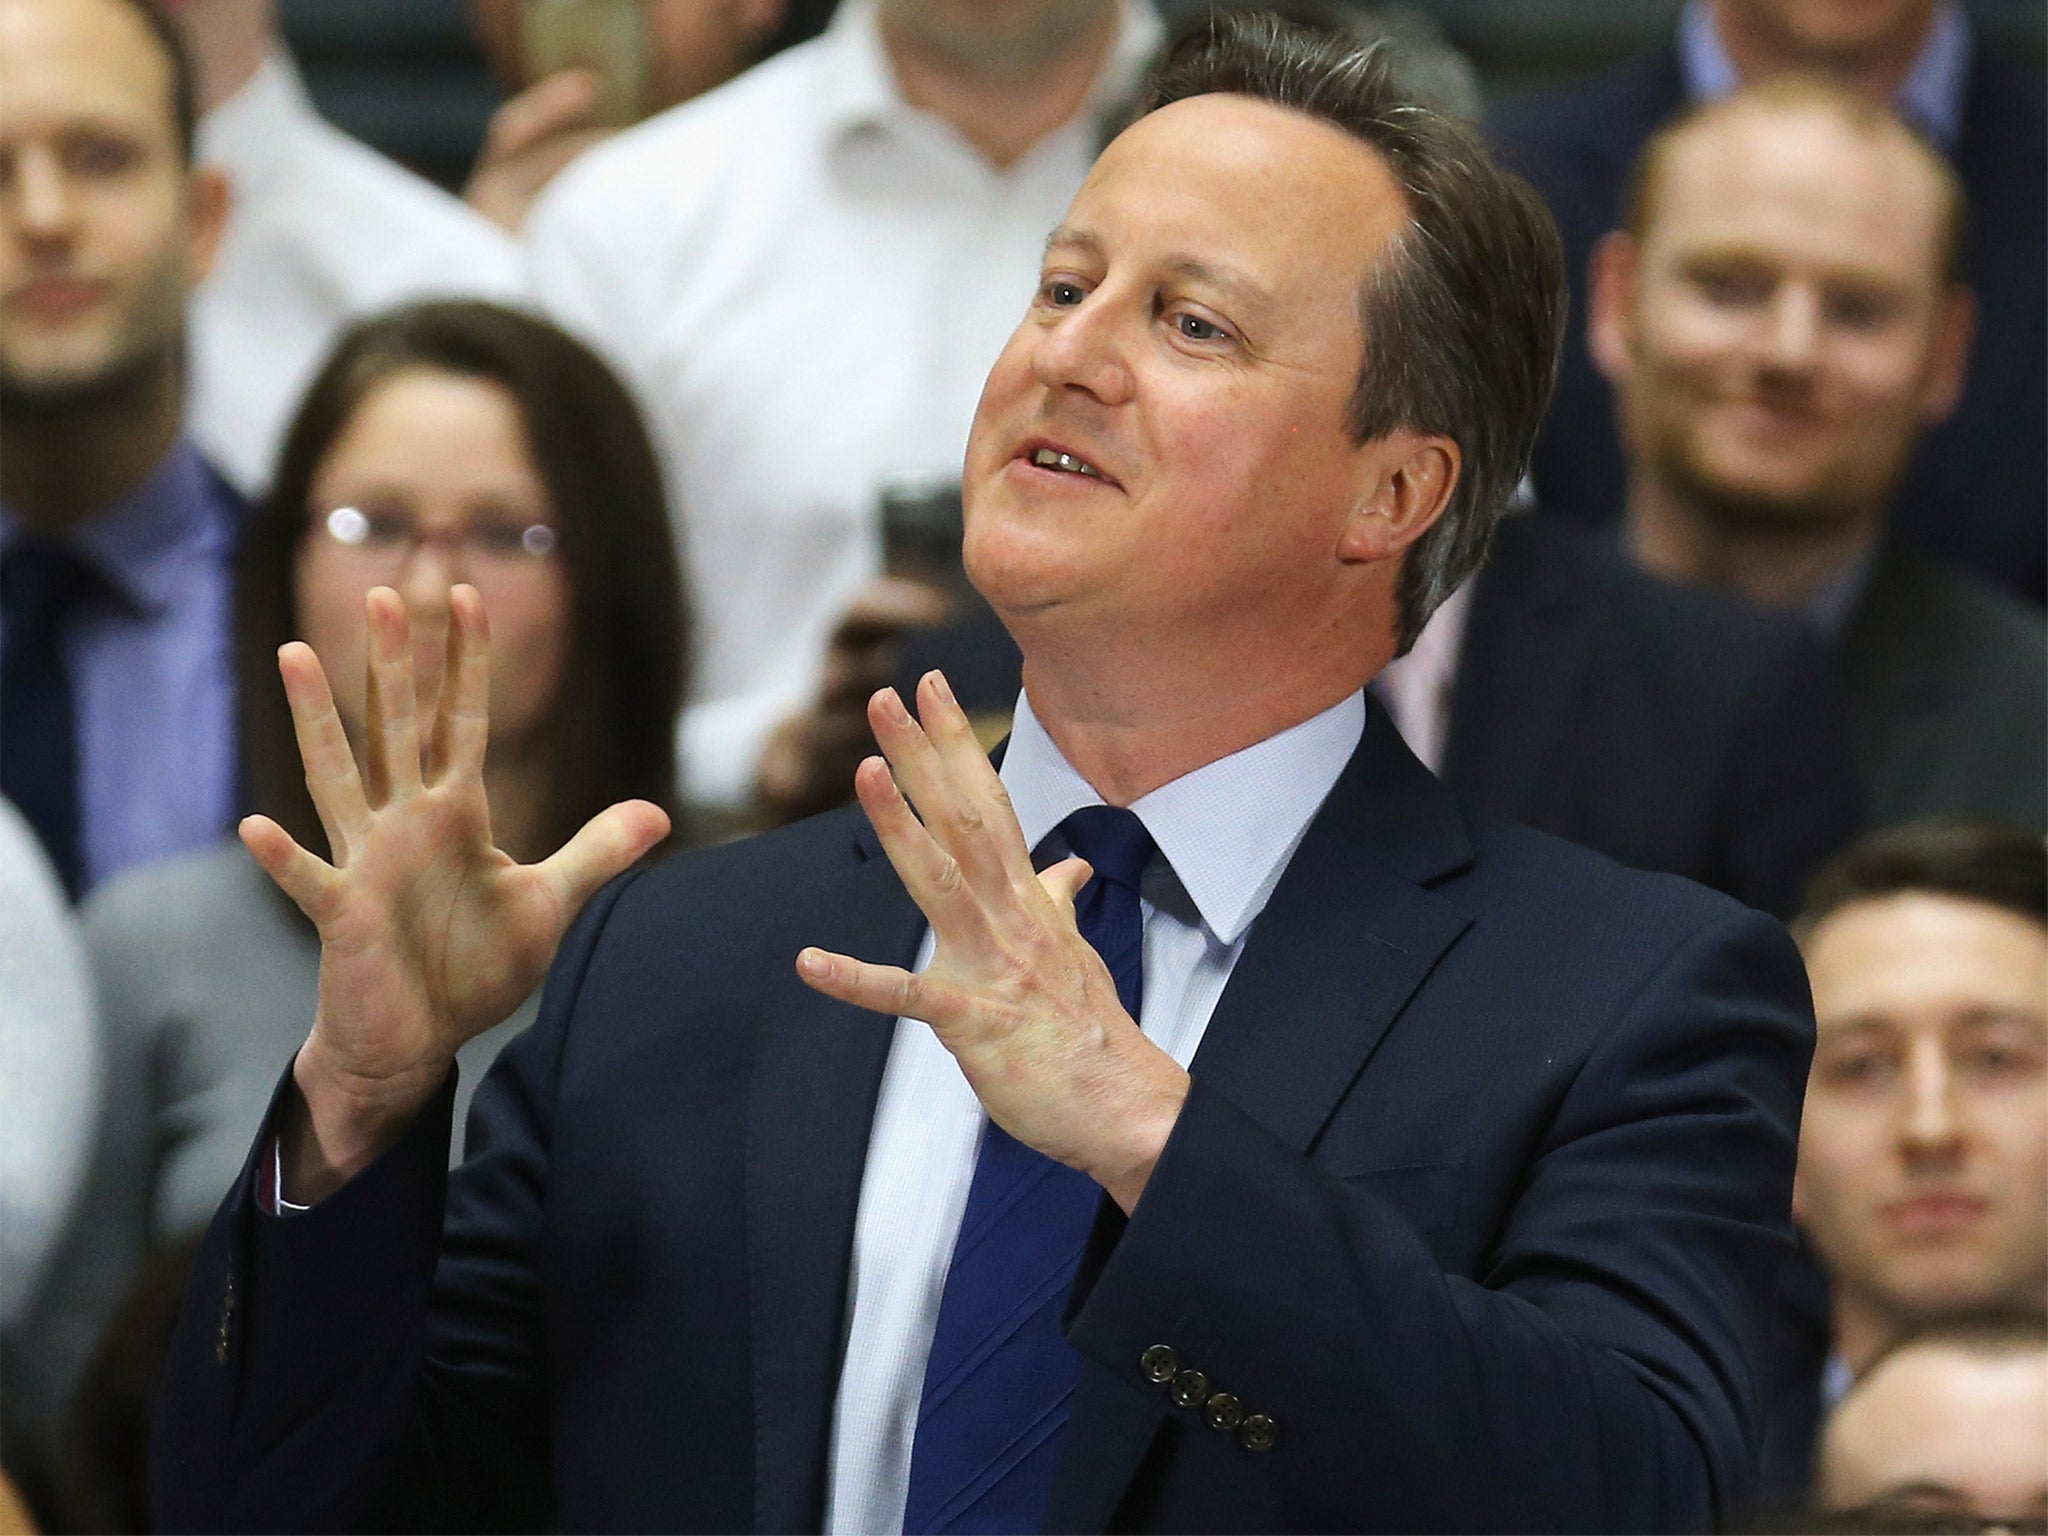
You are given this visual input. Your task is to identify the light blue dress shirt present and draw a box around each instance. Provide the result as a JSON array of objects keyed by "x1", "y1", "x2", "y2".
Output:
[{"x1": 1679, "y1": 0, "x2": 1973, "y2": 148}]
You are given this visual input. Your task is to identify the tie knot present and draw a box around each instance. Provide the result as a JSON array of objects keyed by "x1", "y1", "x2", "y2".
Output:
[{"x1": 1055, "y1": 805, "x2": 1155, "y2": 895}]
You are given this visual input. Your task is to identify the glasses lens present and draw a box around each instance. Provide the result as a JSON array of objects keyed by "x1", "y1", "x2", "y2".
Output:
[{"x1": 520, "y1": 524, "x2": 557, "y2": 558}]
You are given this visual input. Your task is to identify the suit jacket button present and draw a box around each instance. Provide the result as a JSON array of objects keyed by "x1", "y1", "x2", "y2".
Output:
[
  {"x1": 1239, "y1": 1414, "x2": 1278, "y2": 1453},
  {"x1": 1169, "y1": 1368, "x2": 1210, "y2": 1409},
  {"x1": 1140, "y1": 1344, "x2": 1179, "y2": 1384},
  {"x1": 1204, "y1": 1392, "x2": 1244, "y2": 1432}
]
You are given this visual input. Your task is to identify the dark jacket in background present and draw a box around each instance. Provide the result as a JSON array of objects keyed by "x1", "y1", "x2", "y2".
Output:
[
  {"x1": 1839, "y1": 543, "x2": 2048, "y2": 831},
  {"x1": 1492, "y1": 45, "x2": 2048, "y2": 606},
  {"x1": 1442, "y1": 516, "x2": 1862, "y2": 919}
]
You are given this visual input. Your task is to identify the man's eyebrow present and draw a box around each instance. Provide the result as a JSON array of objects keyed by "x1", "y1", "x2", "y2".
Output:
[{"x1": 1041, "y1": 227, "x2": 1273, "y2": 313}]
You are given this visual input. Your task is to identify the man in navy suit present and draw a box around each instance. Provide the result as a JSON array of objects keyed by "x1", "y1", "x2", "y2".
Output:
[
  {"x1": 152, "y1": 16, "x2": 1815, "y2": 1533},
  {"x1": 1494, "y1": 0, "x2": 2046, "y2": 605}
]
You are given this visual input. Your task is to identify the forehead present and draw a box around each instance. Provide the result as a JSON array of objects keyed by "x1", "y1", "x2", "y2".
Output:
[
  {"x1": 1645, "y1": 106, "x2": 1948, "y2": 287},
  {"x1": 1805, "y1": 893, "x2": 2048, "y2": 1031},
  {"x1": 0, "y1": 0, "x2": 176, "y2": 141},
  {"x1": 1075, "y1": 94, "x2": 1411, "y2": 310},
  {"x1": 1838, "y1": 1348, "x2": 2048, "y2": 1491}
]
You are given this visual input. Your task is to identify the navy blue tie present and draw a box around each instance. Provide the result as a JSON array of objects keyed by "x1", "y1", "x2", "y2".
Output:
[
  {"x1": 1, "y1": 539, "x2": 96, "y2": 900},
  {"x1": 902, "y1": 805, "x2": 1155, "y2": 1535}
]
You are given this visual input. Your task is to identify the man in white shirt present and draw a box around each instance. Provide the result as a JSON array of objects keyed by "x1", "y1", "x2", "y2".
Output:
[
  {"x1": 171, "y1": 0, "x2": 525, "y2": 494},
  {"x1": 525, "y1": 0, "x2": 1162, "y2": 810},
  {"x1": 154, "y1": 16, "x2": 1816, "y2": 1533}
]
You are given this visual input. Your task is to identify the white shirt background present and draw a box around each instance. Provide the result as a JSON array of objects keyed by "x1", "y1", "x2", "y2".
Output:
[
  {"x1": 824, "y1": 689, "x2": 1365, "y2": 1533},
  {"x1": 189, "y1": 52, "x2": 526, "y2": 494},
  {"x1": 525, "y1": 0, "x2": 1162, "y2": 808}
]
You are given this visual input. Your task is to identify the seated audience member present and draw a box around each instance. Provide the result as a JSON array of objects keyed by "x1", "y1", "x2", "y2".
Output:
[
  {"x1": 1378, "y1": 513, "x2": 1860, "y2": 918},
  {"x1": 525, "y1": 0, "x2": 1163, "y2": 813},
  {"x1": 1816, "y1": 1313, "x2": 2048, "y2": 1535},
  {"x1": 1767, "y1": 822, "x2": 2047, "y2": 1495},
  {"x1": 463, "y1": 0, "x2": 803, "y2": 232},
  {"x1": 1494, "y1": 0, "x2": 2045, "y2": 606},
  {"x1": 174, "y1": 0, "x2": 525, "y2": 494},
  {"x1": 1588, "y1": 77, "x2": 2046, "y2": 831},
  {"x1": 0, "y1": 299, "x2": 686, "y2": 1462},
  {"x1": 0, "y1": 0, "x2": 240, "y2": 898}
]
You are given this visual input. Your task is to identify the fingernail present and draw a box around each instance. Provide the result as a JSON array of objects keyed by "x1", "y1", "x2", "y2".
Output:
[
  {"x1": 884, "y1": 689, "x2": 910, "y2": 724},
  {"x1": 798, "y1": 949, "x2": 830, "y2": 978},
  {"x1": 926, "y1": 671, "x2": 954, "y2": 704}
]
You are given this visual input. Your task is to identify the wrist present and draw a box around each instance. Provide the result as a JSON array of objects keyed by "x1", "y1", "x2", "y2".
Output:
[
  {"x1": 283, "y1": 1040, "x2": 448, "y2": 1204},
  {"x1": 1090, "y1": 1059, "x2": 1190, "y2": 1215}
]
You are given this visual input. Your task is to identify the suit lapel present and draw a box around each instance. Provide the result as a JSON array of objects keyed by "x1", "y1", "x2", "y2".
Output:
[
  {"x1": 1049, "y1": 710, "x2": 1476, "y2": 1532},
  {"x1": 746, "y1": 825, "x2": 925, "y2": 1534}
]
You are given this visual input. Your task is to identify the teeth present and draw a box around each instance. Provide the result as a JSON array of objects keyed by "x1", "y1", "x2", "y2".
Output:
[{"x1": 1032, "y1": 447, "x2": 1101, "y2": 478}]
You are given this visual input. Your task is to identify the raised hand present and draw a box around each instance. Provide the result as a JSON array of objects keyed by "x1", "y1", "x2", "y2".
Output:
[
  {"x1": 243, "y1": 585, "x2": 669, "y2": 1200},
  {"x1": 795, "y1": 672, "x2": 1189, "y2": 1212}
]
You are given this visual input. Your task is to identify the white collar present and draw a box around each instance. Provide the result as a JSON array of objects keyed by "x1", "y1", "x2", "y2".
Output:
[
  {"x1": 999, "y1": 689, "x2": 1365, "y2": 946},
  {"x1": 810, "y1": 0, "x2": 1164, "y2": 154},
  {"x1": 196, "y1": 49, "x2": 317, "y2": 188}
]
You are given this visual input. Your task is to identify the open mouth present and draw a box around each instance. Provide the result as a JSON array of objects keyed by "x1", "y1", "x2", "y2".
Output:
[{"x1": 1017, "y1": 440, "x2": 1120, "y2": 488}]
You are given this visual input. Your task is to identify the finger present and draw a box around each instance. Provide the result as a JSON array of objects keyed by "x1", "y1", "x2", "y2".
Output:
[
  {"x1": 485, "y1": 69, "x2": 603, "y2": 157},
  {"x1": 795, "y1": 946, "x2": 968, "y2": 1029},
  {"x1": 917, "y1": 670, "x2": 1034, "y2": 878},
  {"x1": 853, "y1": 754, "x2": 986, "y2": 936},
  {"x1": 534, "y1": 798, "x2": 671, "y2": 921},
  {"x1": 1039, "y1": 855, "x2": 1092, "y2": 914},
  {"x1": 428, "y1": 585, "x2": 491, "y2": 785},
  {"x1": 239, "y1": 814, "x2": 341, "y2": 923},
  {"x1": 868, "y1": 685, "x2": 1013, "y2": 901},
  {"x1": 277, "y1": 641, "x2": 372, "y2": 853},
  {"x1": 365, "y1": 587, "x2": 424, "y2": 797}
]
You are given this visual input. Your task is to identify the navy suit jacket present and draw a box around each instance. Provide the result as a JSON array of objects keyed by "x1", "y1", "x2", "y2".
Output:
[
  {"x1": 1443, "y1": 515, "x2": 1861, "y2": 918},
  {"x1": 1493, "y1": 44, "x2": 2048, "y2": 605},
  {"x1": 151, "y1": 708, "x2": 1815, "y2": 1533}
]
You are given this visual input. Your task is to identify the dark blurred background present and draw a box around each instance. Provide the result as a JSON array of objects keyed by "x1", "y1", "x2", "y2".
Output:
[{"x1": 283, "y1": 0, "x2": 2047, "y2": 191}]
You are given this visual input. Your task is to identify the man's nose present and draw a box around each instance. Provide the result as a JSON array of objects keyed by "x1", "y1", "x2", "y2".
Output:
[
  {"x1": 1757, "y1": 285, "x2": 1822, "y2": 374},
  {"x1": 10, "y1": 147, "x2": 80, "y2": 243},
  {"x1": 1897, "y1": 1042, "x2": 1965, "y2": 1163},
  {"x1": 1029, "y1": 291, "x2": 1136, "y2": 406}
]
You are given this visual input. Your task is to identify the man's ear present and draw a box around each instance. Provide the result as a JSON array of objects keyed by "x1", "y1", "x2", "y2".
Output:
[
  {"x1": 1916, "y1": 284, "x2": 1975, "y2": 426},
  {"x1": 182, "y1": 165, "x2": 231, "y2": 291},
  {"x1": 1336, "y1": 431, "x2": 1459, "y2": 565},
  {"x1": 1586, "y1": 230, "x2": 1638, "y2": 385}
]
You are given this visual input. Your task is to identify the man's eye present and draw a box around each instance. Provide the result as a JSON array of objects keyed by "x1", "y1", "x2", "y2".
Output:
[
  {"x1": 1042, "y1": 280, "x2": 1086, "y2": 307},
  {"x1": 64, "y1": 135, "x2": 142, "y2": 178},
  {"x1": 1692, "y1": 270, "x2": 1771, "y2": 308},
  {"x1": 1820, "y1": 1053, "x2": 1893, "y2": 1089},
  {"x1": 1825, "y1": 291, "x2": 1898, "y2": 330},
  {"x1": 1175, "y1": 313, "x2": 1226, "y2": 342}
]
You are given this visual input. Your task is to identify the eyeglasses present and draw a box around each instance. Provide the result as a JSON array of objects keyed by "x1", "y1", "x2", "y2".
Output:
[{"x1": 312, "y1": 505, "x2": 559, "y2": 579}]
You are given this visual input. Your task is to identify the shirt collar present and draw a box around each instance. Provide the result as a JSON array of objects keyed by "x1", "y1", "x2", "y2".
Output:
[
  {"x1": 813, "y1": 0, "x2": 1164, "y2": 154},
  {"x1": 0, "y1": 441, "x2": 236, "y2": 617},
  {"x1": 1000, "y1": 688, "x2": 1365, "y2": 946},
  {"x1": 197, "y1": 48, "x2": 316, "y2": 188},
  {"x1": 1801, "y1": 540, "x2": 1881, "y2": 639},
  {"x1": 1680, "y1": 1, "x2": 1973, "y2": 148}
]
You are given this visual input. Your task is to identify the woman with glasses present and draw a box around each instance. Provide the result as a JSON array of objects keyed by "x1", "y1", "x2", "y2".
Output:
[{"x1": 16, "y1": 302, "x2": 686, "y2": 1460}]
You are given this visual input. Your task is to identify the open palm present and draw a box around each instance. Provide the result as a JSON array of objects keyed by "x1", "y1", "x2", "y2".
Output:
[{"x1": 243, "y1": 585, "x2": 668, "y2": 1184}]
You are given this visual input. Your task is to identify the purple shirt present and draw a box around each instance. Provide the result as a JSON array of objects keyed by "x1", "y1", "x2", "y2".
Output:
[
  {"x1": 0, "y1": 441, "x2": 241, "y2": 892},
  {"x1": 1679, "y1": 0, "x2": 1973, "y2": 149}
]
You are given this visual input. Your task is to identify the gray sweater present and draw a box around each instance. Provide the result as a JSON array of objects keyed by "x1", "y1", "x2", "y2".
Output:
[{"x1": 1, "y1": 840, "x2": 534, "y2": 1442}]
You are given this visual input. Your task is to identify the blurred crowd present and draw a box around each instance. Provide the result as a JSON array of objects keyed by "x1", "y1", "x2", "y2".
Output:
[{"x1": 0, "y1": 0, "x2": 2040, "y2": 1531}]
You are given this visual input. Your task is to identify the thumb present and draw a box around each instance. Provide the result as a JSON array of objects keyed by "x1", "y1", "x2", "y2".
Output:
[
  {"x1": 1039, "y1": 855, "x2": 1092, "y2": 917},
  {"x1": 535, "y1": 798, "x2": 671, "y2": 919}
]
